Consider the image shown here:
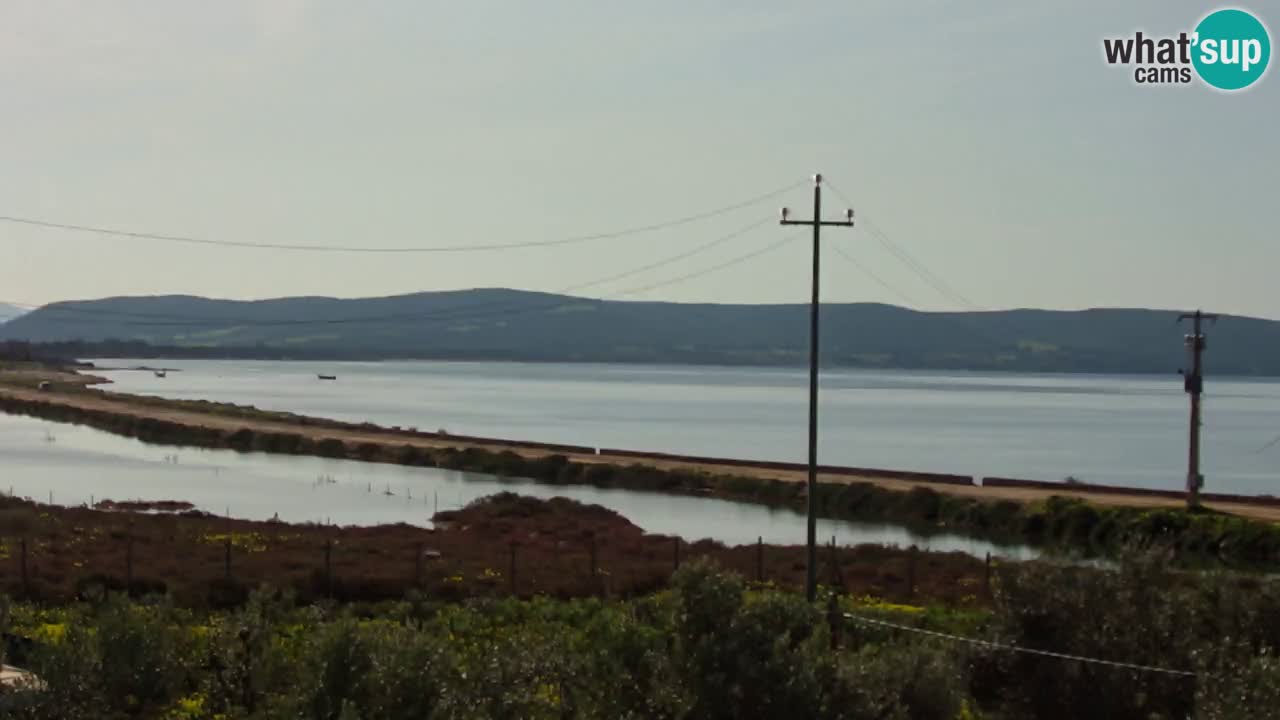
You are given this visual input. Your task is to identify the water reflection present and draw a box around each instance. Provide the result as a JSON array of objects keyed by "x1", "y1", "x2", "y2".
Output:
[
  {"x1": 0, "y1": 412, "x2": 1034, "y2": 559},
  {"x1": 92, "y1": 359, "x2": 1280, "y2": 495}
]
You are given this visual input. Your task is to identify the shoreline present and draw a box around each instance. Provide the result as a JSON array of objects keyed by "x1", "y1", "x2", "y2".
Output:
[
  {"x1": 78, "y1": 353, "x2": 1280, "y2": 380},
  {"x1": 3, "y1": 371, "x2": 1278, "y2": 517},
  {"x1": 4, "y1": 367, "x2": 1280, "y2": 566}
]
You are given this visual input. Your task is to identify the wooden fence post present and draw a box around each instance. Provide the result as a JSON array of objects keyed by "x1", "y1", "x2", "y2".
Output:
[
  {"x1": 415, "y1": 542, "x2": 424, "y2": 588},
  {"x1": 20, "y1": 537, "x2": 29, "y2": 598},
  {"x1": 224, "y1": 537, "x2": 233, "y2": 580},
  {"x1": 324, "y1": 539, "x2": 333, "y2": 598},
  {"x1": 984, "y1": 552, "x2": 992, "y2": 596},
  {"x1": 756, "y1": 536, "x2": 764, "y2": 583},
  {"x1": 672, "y1": 537, "x2": 681, "y2": 573},
  {"x1": 829, "y1": 536, "x2": 839, "y2": 589},
  {"x1": 509, "y1": 542, "x2": 517, "y2": 596},
  {"x1": 827, "y1": 593, "x2": 842, "y2": 650},
  {"x1": 125, "y1": 532, "x2": 135, "y2": 594},
  {"x1": 907, "y1": 545, "x2": 917, "y2": 599}
]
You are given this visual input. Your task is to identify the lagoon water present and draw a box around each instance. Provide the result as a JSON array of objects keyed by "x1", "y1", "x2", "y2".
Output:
[
  {"x1": 0, "y1": 412, "x2": 1031, "y2": 558},
  {"x1": 92, "y1": 359, "x2": 1280, "y2": 495}
]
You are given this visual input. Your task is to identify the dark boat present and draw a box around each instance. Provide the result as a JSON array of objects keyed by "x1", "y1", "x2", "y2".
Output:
[
  {"x1": 154, "y1": 370, "x2": 167, "y2": 378},
  {"x1": 317, "y1": 374, "x2": 337, "y2": 381}
]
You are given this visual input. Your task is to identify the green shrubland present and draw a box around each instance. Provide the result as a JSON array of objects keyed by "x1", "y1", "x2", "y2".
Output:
[{"x1": 3, "y1": 557, "x2": 1280, "y2": 719}]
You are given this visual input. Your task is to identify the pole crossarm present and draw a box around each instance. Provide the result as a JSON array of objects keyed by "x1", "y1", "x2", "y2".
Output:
[{"x1": 782, "y1": 220, "x2": 856, "y2": 228}]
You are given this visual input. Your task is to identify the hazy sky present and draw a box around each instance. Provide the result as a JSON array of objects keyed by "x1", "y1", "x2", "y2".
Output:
[{"x1": 2, "y1": 1, "x2": 1276, "y2": 316}]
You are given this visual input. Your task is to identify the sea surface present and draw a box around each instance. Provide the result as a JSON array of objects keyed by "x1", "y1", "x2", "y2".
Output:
[
  {"x1": 92, "y1": 359, "x2": 1280, "y2": 495},
  {"x1": 0, "y1": 412, "x2": 1030, "y2": 558}
]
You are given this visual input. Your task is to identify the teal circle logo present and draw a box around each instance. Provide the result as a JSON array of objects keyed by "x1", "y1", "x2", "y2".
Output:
[{"x1": 1192, "y1": 8, "x2": 1271, "y2": 90}]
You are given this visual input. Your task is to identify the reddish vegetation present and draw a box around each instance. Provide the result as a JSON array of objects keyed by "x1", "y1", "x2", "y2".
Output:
[
  {"x1": 0, "y1": 493, "x2": 992, "y2": 607},
  {"x1": 93, "y1": 499, "x2": 196, "y2": 513},
  {"x1": 432, "y1": 494, "x2": 650, "y2": 546}
]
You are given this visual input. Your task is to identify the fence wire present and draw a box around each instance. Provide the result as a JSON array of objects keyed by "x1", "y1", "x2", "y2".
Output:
[{"x1": 843, "y1": 613, "x2": 1198, "y2": 678}]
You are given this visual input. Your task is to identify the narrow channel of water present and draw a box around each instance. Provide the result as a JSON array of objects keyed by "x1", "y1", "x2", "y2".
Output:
[{"x1": 0, "y1": 412, "x2": 1036, "y2": 559}]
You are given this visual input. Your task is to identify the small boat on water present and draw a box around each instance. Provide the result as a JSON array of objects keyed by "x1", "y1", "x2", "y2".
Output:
[
  {"x1": 154, "y1": 370, "x2": 166, "y2": 378},
  {"x1": 317, "y1": 374, "x2": 337, "y2": 381}
]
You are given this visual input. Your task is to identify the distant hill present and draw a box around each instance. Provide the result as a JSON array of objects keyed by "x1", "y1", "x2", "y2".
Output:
[
  {"x1": 1, "y1": 289, "x2": 1276, "y2": 375},
  {"x1": 0, "y1": 303, "x2": 26, "y2": 324}
]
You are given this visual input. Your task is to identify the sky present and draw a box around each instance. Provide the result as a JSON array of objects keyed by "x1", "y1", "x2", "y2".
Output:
[{"x1": 1, "y1": 1, "x2": 1277, "y2": 317}]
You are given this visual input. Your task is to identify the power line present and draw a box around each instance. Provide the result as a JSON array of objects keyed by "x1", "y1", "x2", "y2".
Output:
[
  {"x1": 0, "y1": 221, "x2": 790, "y2": 329},
  {"x1": 564, "y1": 217, "x2": 773, "y2": 296},
  {"x1": 3, "y1": 218, "x2": 770, "y2": 326},
  {"x1": 1253, "y1": 433, "x2": 1280, "y2": 454},
  {"x1": 0, "y1": 181, "x2": 803, "y2": 254},
  {"x1": 820, "y1": 183, "x2": 1046, "y2": 360},
  {"x1": 825, "y1": 182, "x2": 981, "y2": 310},
  {"x1": 611, "y1": 233, "x2": 801, "y2": 299},
  {"x1": 829, "y1": 243, "x2": 921, "y2": 308},
  {"x1": 25, "y1": 233, "x2": 794, "y2": 334},
  {"x1": 862, "y1": 219, "x2": 981, "y2": 310}
]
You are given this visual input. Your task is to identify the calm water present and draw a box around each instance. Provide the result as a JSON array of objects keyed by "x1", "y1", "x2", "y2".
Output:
[
  {"x1": 0, "y1": 412, "x2": 1031, "y2": 558},
  {"x1": 93, "y1": 359, "x2": 1280, "y2": 495}
]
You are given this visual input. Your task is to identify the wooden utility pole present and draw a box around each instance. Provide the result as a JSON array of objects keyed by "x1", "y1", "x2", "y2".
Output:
[
  {"x1": 781, "y1": 173, "x2": 854, "y2": 602},
  {"x1": 1178, "y1": 310, "x2": 1218, "y2": 508}
]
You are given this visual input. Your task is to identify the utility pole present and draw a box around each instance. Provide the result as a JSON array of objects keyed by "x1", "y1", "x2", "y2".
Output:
[
  {"x1": 1178, "y1": 310, "x2": 1218, "y2": 509},
  {"x1": 781, "y1": 173, "x2": 854, "y2": 602}
]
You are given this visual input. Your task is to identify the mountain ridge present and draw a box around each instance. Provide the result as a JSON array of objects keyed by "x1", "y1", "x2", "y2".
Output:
[
  {"x1": 0, "y1": 303, "x2": 27, "y2": 324},
  {"x1": 1, "y1": 289, "x2": 1276, "y2": 375}
]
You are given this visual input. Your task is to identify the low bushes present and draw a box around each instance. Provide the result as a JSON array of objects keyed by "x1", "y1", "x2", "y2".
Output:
[
  {"x1": 7, "y1": 558, "x2": 1280, "y2": 719},
  {"x1": 0, "y1": 563, "x2": 972, "y2": 720}
]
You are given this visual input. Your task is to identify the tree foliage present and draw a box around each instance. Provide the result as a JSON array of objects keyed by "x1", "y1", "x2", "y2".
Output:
[{"x1": 1, "y1": 558, "x2": 1276, "y2": 719}]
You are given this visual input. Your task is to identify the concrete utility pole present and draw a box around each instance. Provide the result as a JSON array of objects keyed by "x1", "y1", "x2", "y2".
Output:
[
  {"x1": 1178, "y1": 310, "x2": 1218, "y2": 509},
  {"x1": 781, "y1": 173, "x2": 854, "y2": 602}
]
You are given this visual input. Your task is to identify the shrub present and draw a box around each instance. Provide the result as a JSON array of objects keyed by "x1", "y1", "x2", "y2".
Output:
[
  {"x1": 225, "y1": 428, "x2": 255, "y2": 451},
  {"x1": 672, "y1": 560, "x2": 829, "y2": 719},
  {"x1": 21, "y1": 622, "x2": 102, "y2": 720},
  {"x1": 563, "y1": 601, "x2": 683, "y2": 719},
  {"x1": 315, "y1": 438, "x2": 348, "y2": 458},
  {"x1": 1195, "y1": 641, "x2": 1280, "y2": 720},
  {"x1": 828, "y1": 643, "x2": 968, "y2": 720},
  {"x1": 92, "y1": 597, "x2": 189, "y2": 714},
  {"x1": 293, "y1": 618, "x2": 373, "y2": 720},
  {"x1": 363, "y1": 626, "x2": 446, "y2": 720},
  {"x1": 987, "y1": 555, "x2": 1198, "y2": 719}
]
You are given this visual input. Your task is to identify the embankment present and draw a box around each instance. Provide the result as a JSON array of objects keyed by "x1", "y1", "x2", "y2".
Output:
[{"x1": 4, "y1": 382, "x2": 1280, "y2": 566}]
